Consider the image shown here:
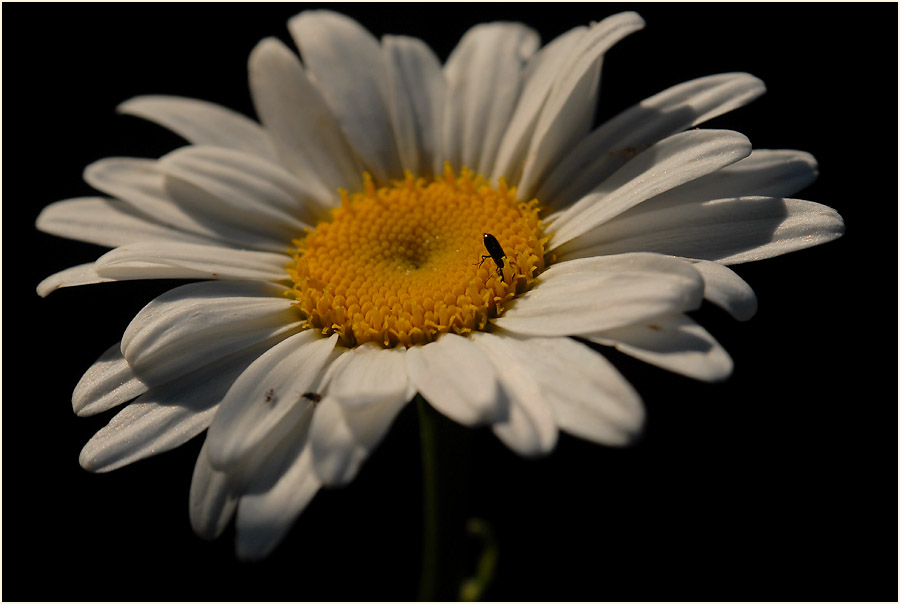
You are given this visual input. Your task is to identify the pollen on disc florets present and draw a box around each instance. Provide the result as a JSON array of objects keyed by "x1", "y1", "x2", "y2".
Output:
[{"x1": 287, "y1": 164, "x2": 547, "y2": 348}]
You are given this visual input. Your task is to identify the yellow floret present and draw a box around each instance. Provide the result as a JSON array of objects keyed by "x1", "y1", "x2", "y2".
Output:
[{"x1": 288, "y1": 165, "x2": 546, "y2": 348}]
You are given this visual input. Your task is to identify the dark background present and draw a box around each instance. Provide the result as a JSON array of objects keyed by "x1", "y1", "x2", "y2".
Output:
[{"x1": 3, "y1": 3, "x2": 897, "y2": 601}]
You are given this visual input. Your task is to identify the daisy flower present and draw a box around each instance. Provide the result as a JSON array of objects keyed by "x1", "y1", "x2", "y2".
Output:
[{"x1": 36, "y1": 8, "x2": 844, "y2": 568}]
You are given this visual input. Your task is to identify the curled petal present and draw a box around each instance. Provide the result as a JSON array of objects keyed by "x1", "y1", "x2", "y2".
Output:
[{"x1": 36, "y1": 263, "x2": 112, "y2": 297}]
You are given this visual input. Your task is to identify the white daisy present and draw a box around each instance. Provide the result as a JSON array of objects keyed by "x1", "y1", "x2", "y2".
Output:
[{"x1": 36, "y1": 9, "x2": 844, "y2": 563}]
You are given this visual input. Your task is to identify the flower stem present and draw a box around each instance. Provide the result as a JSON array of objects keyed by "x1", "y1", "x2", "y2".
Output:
[{"x1": 416, "y1": 396, "x2": 471, "y2": 601}]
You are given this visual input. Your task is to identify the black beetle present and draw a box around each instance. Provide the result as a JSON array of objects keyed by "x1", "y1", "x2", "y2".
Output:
[{"x1": 475, "y1": 233, "x2": 512, "y2": 283}]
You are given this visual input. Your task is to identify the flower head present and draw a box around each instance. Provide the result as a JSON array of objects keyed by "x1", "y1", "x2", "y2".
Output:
[{"x1": 37, "y1": 9, "x2": 843, "y2": 560}]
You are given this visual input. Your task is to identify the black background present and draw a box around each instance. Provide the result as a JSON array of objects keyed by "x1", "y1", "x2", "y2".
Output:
[{"x1": 3, "y1": 3, "x2": 897, "y2": 602}]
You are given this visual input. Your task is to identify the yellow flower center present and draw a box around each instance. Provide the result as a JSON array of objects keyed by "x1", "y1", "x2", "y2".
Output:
[{"x1": 288, "y1": 165, "x2": 546, "y2": 348}]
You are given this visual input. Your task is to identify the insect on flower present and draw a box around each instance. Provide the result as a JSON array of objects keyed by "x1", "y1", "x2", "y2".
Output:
[{"x1": 476, "y1": 233, "x2": 515, "y2": 283}]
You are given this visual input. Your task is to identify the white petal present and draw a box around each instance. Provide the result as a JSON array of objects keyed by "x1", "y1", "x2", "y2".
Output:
[
  {"x1": 557, "y1": 149, "x2": 822, "y2": 260},
  {"x1": 248, "y1": 37, "x2": 362, "y2": 200},
  {"x1": 714, "y1": 198, "x2": 845, "y2": 264},
  {"x1": 308, "y1": 344, "x2": 413, "y2": 486},
  {"x1": 94, "y1": 241, "x2": 289, "y2": 282},
  {"x1": 36, "y1": 263, "x2": 113, "y2": 297},
  {"x1": 236, "y1": 442, "x2": 320, "y2": 560},
  {"x1": 517, "y1": 12, "x2": 646, "y2": 198},
  {"x1": 556, "y1": 196, "x2": 845, "y2": 265},
  {"x1": 690, "y1": 260, "x2": 757, "y2": 321},
  {"x1": 441, "y1": 22, "x2": 540, "y2": 173},
  {"x1": 118, "y1": 95, "x2": 279, "y2": 161},
  {"x1": 72, "y1": 342, "x2": 148, "y2": 417},
  {"x1": 642, "y1": 149, "x2": 819, "y2": 207},
  {"x1": 493, "y1": 253, "x2": 704, "y2": 336},
  {"x1": 161, "y1": 179, "x2": 295, "y2": 253},
  {"x1": 121, "y1": 280, "x2": 299, "y2": 384},
  {"x1": 548, "y1": 129, "x2": 752, "y2": 250},
  {"x1": 205, "y1": 331, "x2": 337, "y2": 470},
  {"x1": 219, "y1": 385, "x2": 327, "y2": 496},
  {"x1": 159, "y1": 148, "x2": 310, "y2": 252},
  {"x1": 189, "y1": 439, "x2": 238, "y2": 541},
  {"x1": 160, "y1": 145, "x2": 329, "y2": 232},
  {"x1": 83, "y1": 158, "x2": 274, "y2": 250},
  {"x1": 514, "y1": 336, "x2": 644, "y2": 445},
  {"x1": 309, "y1": 392, "x2": 408, "y2": 487},
  {"x1": 405, "y1": 333, "x2": 500, "y2": 426},
  {"x1": 36, "y1": 197, "x2": 212, "y2": 248},
  {"x1": 492, "y1": 25, "x2": 587, "y2": 184},
  {"x1": 308, "y1": 394, "x2": 368, "y2": 485},
  {"x1": 80, "y1": 400, "x2": 215, "y2": 473},
  {"x1": 469, "y1": 332, "x2": 557, "y2": 457},
  {"x1": 538, "y1": 72, "x2": 766, "y2": 206},
  {"x1": 79, "y1": 339, "x2": 272, "y2": 473},
  {"x1": 586, "y1": 314, "x2": 734, "y2": 383},
  {"x1": 288, "y1": 11, "x2": 402, "y2": 183},
  {"x1": 326, "y1": 343, "x2": 413, "y2": 409},
  {"x1": 382, "y1": 35, "x2": 445, "y2": 176}
]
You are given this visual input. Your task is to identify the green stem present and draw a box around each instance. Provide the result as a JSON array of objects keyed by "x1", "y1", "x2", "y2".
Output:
[
  {"x1": 418, "y1": 396, "x2": 441, "y2": 601},
  {"x1": 417, "y1": 396, "x2": 470, "y2": 601}
]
